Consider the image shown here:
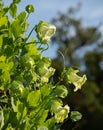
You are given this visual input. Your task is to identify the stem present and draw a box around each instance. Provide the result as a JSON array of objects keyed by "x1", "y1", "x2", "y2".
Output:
[
  {"x1": 26, "y1": 13, "x2": 30, "y2": 20},
  {"x1": 21, "y1": 41, "x2": 41, "y2": 48},
  {"x1": 26, "y1": 41, "x2": 40, "y2": 45},
  {"x1": 58, "y1": 50, "x2": 65, "y2": 69},
  {"x1": 26, "y1": 26, "x2": 36, "y2": 41},
  {"x1": 41, "y1": 44, "x2": 49, "y2": 53}
]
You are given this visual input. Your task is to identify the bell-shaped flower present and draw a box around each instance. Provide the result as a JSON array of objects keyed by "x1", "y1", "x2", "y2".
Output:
[
  {"x1": 35, "y1": 21, "x2": 56, "y2": 44},
  {"x1": 62, "y1": 68, "x2": 87, "y2": 92},
  {"x1": 50, "y1": 100, "x2": 70, "y2": 123},
  {"x1": 72, "y1": 74, "x2": 87, "y2": 92},
  {"x1": 50, "y1": 100, "x2": 63, "y2": 114},
  {"x1": 40, "y1": 67, "x2": 55, "y2": 83},
  {"x1": 55, "y1": 105, "x2": 70, "y2": 123}
]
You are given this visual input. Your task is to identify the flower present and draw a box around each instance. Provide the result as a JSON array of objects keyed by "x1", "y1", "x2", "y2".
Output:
[
  {"x1": 73, "y1": 74, "x2": 87, "y2": 92},
  {"x1": 55, "y1": 105, "x2": 70, "y2": 123},
  {"x1": 35, "y1": 21, "x2": 56, "y2": 44},
  {"x1": 62, "y1": 68, "x2": 87, "y2": 92}
]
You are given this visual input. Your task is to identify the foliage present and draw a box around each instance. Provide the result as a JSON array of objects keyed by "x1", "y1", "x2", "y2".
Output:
[
  {"x1": 0, "y1": 1, "x2": 87, "y2": 129},
  {"x1": 51, "y1": 4, "x2": 103, "y2": 130}
]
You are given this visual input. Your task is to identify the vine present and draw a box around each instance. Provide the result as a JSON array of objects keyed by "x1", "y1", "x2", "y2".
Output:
[{"x1": 0, "y1": 0, "x2": 87, "y2": 129}]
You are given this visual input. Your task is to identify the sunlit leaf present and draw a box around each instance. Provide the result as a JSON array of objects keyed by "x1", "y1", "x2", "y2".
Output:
[
  {"x1": 41, "y1": 84, "x2": 53, "y2": 98},
  {"x1": 37, "y1": 126, "x2": 48, "y2": 130},
  {"x1": 0, "y1": 110, "x2": 4, "y2": 129},
  {"x1": 0, "y1": 36, "x2": 3, "y2": 47},
  {"x1": 16, "y1": 100, "x2": 27, "y2": 120},
  {"x1": 37, "y1": 109, "x2": 49, "y2": 125},
  {"x1": 11, "y1": 20, "x2": 22, "y2": 38},
  {"x1": 27, "y1": 90, "x2": 41, "y2": 107},
  {"x1": 0, "y1": 16, "x2": 8, "y2": 27},
  {"x1": 17, "y1": 12, "x2": 26, "y2": 24},
  {"x1": 9, "y1": 4, "x2": 17, "y2": 18}
]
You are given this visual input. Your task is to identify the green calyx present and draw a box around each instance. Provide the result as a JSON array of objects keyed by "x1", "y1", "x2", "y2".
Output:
[{"x1": 25, "y1": 4, "x2": 35, "y2": 13}]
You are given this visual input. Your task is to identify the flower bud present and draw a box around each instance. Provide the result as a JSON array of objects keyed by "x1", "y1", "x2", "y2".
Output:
[{"x1": 25, "y1": 4, "x2": 34, "y2": 13}]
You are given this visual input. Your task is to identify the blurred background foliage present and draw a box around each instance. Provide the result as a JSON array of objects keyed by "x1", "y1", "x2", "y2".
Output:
[{"x1": 51, "y1": 4, "x2": 103, "y2": 130}]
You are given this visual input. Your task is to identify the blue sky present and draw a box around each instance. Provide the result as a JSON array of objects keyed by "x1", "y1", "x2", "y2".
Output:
[{"x1": 4, "y1": 0, "x2": 103, "y2": 58}]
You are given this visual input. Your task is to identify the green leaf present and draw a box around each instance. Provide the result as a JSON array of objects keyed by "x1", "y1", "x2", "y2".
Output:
[
  {"x1": 50, "y1": 99, "x2": 63, "y2": 113},
  {"x1": 6, "y1": 124, "x2": 14, "y2": 129},
  {"x1": 13, "y1": 0, "x2": 21, "y2": 4},
  {"x1": 53, "y1": 85, "x2": 68, "y2": 98},
  {"x1": 37, "y1": 126, "x2": 48, "y2": 130},
  {"x1": 22, "y1": 21, "x2": 29, "y2": 32},
  {"x1": 11, "y1": 81, "x2": 24, "y2": 96},
  {"x1": 0, "y1": 56, "x2": 6, "y2": 62},
  {"x1": 36, "y1": 63, "x2": 48, "y2": 76},
  {"x1": 2, "y1": 108, "x2": 10, "y2": 127},
  {"x1": 4, "y1": 46, "x2": 13, "y2": 57},
  {"x1": 9, "y1": 4, "x2": 17, "y2": 18},
  {"x1": 0, "y1": 97, "x2": 8, "y2": 104},
  {"x1": 27, "y1": 90, "x2": 41, "y2": 107},
  {"x1": 24, "y1": 44, "x2": 38, "y2": 56},
  {"x1": 17, "y1": 12, "x2": 26, "y2": 24},
  {"x1": 16, "y1": 100, "x2": 27, "y2": 120},
  {"x1": 41, "y1": 84, "x2": 53, "y2": 98},
  {"x1": 0, "y1": 110, "x2": 4, "y2": 129},
  {"x1": 2, "y1": 71, "x2": 10, "y2": 83},
  {"x1": 11, "y1": 97, "x2": 16, "y2": 112},
  {"x1": 37, "y1": 109, "x2": 49, "y2": 125},
  {"x1": 0, "y1": 36, "x2": 3, "y2": 47},
  {"x1": 20, "y1": 87, "x2": 29, "y2": 99},
  {"x1": 9, "y1": 111, "x2": 18, "y2": 127},
  {"x1": 0, "y1": 16, "x2": 8, "y2": 27},
  {"x1": 45, "y1": 118, "x2": 55, "y2": 130},
  {"x1": 3, "y1": 7, "x2": 9, "y2": 15},
  {"x1": 70, "y1": 111, "x2": 82, "y2": 122},
  {"x1": 11, "y1": 20, "x2": 22, "y2": 38}
]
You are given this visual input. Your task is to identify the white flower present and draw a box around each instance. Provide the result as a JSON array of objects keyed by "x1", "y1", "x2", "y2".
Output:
[
  {"x1": 73, "y1": 74, "x2": 87, "y2": 92},
  {"x1": 55, "y1": 105, "x2": 70, "y2": 123},
  {"x1": 36, "y1": 21, "x2": 56, "y2": 43},
  {"x1": 62, "y1": 68, "x2": 87, "y2": 92}
]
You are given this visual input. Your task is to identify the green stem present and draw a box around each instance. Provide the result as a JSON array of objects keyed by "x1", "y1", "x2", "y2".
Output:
[
  {"x1": 26, "y1": 41, "x2": 40, "y2": 45},
  {"x1": 41, "y1": 44, "x2": 50, "y2": 53},
  {"x1": 26, "y1": 13, "x2": 30, "y2": 20},
  {"x1": 58, "y1": 50, "x2": 66, "y2": 69},
  {"x1": 26, "y1": 26, "x2": 36, "y2": 41}
]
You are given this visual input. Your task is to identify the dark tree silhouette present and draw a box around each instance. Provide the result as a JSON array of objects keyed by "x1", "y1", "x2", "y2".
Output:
[{"x1": 51, "y1": 5, "x2": 103, "y2": 130}]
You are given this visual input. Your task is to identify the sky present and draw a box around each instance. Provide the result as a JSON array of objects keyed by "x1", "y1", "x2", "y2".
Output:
[{"x1": 4, "y1": 0, "x2": 103, "y2": 58}]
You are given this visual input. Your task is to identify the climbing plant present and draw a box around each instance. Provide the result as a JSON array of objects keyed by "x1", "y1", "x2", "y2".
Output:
[{"x1": 0, "y1": 0, "x2": 87, "y2": 129}]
